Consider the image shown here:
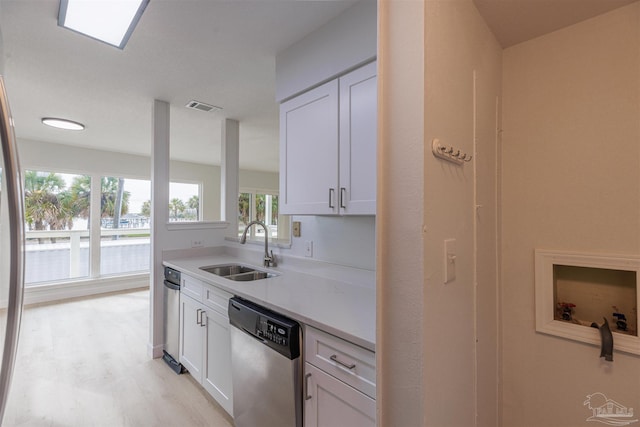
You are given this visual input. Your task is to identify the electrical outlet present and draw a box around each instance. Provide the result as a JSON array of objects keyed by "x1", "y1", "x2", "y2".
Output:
[
  {"x1": 191, "y1": 239, "x2": 204, "y2": 248},
  {"x1": 304, "y1": 240, "x2": 313, "y2": 257}
]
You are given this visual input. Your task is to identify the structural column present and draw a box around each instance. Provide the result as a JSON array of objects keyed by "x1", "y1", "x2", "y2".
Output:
[
  {"x1": 149, "y1": 99, "x2": 170, "y2": 358},
  {"x1": 220, "y1": 118, "x2": 239, "y2": 237}
]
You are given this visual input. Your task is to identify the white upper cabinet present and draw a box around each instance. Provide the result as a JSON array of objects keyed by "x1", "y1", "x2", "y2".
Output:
[
  {"x1": 280, "y1": 79, "x2": 339, "y2": 215},
  {"x1": 339, "y1": 62, "x2": 377, "y2": 215},
  {"x1": 279, "y1": 61, "x2": 377, "y2": 215}
]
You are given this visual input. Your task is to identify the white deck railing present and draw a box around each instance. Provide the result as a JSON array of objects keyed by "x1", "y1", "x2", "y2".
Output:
[{"x1": 25, "y1": 228, "x2": 151, "y2": 284}]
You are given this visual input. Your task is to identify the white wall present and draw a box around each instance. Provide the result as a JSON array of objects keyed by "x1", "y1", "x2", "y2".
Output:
[
  {"x1": 288, "y1": 216, "x2": 375, "y2": 270},
  {"x1": 501, "y1": 4, "x2": 640, "y2": 425},
  {"x1": 378, "y1": 0, "x2": 501, "y2": 425},
  {"x1": 275, "y1": 0, "x2": 377, "y2": 102}
]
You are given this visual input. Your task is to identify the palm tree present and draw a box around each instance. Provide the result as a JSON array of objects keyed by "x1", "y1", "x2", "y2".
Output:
[
  {"x1": 187, "y1": 195, "x2": 200, "y2": 220},
  {"x1": 69, "y1": 176, "x2": 130, "y2": 228},
  {"x1": 169, "y1": 198, "x2": 186, "y2": 220},
  {"x1": 141, "y1": 200, "x2": 151, "y2": 218},
  {"x1": 24, "y1": 171, "x2": 66, "y2": 242},
  {"x1": 69, "y1": 175, "x2": 91, "y2": 226},
  {"x1": 238, "y1": 193, "x2": 250, "y2": 227},
  {"x1": 100, "y1": 177, "x2": 130, "y2": 220}
]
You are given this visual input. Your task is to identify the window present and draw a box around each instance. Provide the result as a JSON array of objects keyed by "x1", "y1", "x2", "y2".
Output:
[
  {"x1": 238, "y1": 189, "x2": 290, "y2": 244},
  {"x1": 169, "y1": 181, "x2": 200, "y2": 222},
  {"x1": 24, "y1": 171, "x2": 91, "y2": 284},
  {"x1": 23, "y1": 171, "x2": 153, "y2": 285},
  {"x1": 100, "y1": 177, "x2": 150, "y2": 276}
]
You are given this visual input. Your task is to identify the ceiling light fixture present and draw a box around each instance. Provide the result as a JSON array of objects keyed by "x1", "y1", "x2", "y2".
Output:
[
  {"x1": 58, "y1": 0, "x2": 150, "y2": 49},
  {"x1": 42, "y1": 117, "x2": 85, "y2": 131}
]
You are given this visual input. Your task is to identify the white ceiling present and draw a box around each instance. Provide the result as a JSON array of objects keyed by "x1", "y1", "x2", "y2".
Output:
[
  {"x1": 0, "y1": 0, "x2": 355, "y2": 173},
  {"x1": 1, "y1": 0, "x2": 634, "y2": 176}
]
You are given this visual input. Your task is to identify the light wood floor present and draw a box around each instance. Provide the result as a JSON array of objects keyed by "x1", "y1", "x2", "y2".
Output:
[{"x1": 3, "y1": 289, "x2": 234, "y2": 427}]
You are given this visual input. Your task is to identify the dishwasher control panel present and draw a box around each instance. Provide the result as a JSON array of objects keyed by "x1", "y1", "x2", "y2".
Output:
[
  {"x1": 229, "y1": 297, "x2": 301, "y2": 359},
  {"x1": 258, "y1": 319, "x2": 289, "y2": 346}
]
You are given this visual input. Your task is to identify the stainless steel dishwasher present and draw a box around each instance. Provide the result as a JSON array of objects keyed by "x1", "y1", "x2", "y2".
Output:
[
  {"x1": 228, "y1": 297, "x2": 302, "y2": 427},
  {"x1": 162, "y1": 267, "x2": 183, "y2": 374}
]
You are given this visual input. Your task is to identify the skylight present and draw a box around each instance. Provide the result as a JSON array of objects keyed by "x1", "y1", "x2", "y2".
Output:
[{"x1": 58, "y1": 0, "x2": 150, "y2": 49}]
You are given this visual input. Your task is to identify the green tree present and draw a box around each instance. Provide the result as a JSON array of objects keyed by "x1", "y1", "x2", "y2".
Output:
[
  {"x1": 69, "y1": 175, "x2": 91, "y2": 224},
  {"x1": 100, "y1": 177, "x2": 130, "y2": 219},
  {"x1": 141, "y1": 200, "x2": 151, "y2": 218},
  {"x1": 238, "y1": 193, "x2": 250, "y2": 227},
  {"x1": 169, "y1": 198, "x2": 186, "y2": 220},
  {"x1": 24, "y1": 171, "x2": 65, "y2": 232},
  {"x1": 69, "y1": 176, "x2": 130, "y2": 228},
  {"x1": 187, "y1": 195, "x2": 200, "y2": 220}
]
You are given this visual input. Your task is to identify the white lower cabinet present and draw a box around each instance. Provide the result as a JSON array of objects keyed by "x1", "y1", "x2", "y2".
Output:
[
  {"x1": 179, "y1": 276, "x2": 233, "y2": 417},
  {"x1": 304, "y1": 326, "x2": 376, "y2": 427},
  {"x1": 179, "y1": 294, "x2": 204, "y2": 380},
  {"x1": 202, "y1": 307, "x2": 233, "y2": 413},
  {"x1": 304, "y1": 363, "x2": 375, "y2": 427}
]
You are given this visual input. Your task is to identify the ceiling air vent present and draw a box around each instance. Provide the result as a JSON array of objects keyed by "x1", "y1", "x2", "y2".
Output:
[{"x1": 185, "y1": 100, "x2": 222, "y2": 113}]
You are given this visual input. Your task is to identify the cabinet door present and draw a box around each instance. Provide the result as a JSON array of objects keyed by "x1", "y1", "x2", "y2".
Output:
[
  {"x1": 304, "y1": 363, "x2": 376, "y2": 427},
  {"x1": 202, "y1": 309, "x2": 234, "y2": 417},
  {"x1": 339, "y1": 61, "x2": 377, "y2": 215},
  {"x1": 179, "y1": 294, "x2": 204, "y2": 382},
  {"x1": 280, "y1": 80, "x2": 339, "y2": 215}
]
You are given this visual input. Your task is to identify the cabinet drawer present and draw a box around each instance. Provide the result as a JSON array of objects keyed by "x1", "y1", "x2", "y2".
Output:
[
  {"x1": 304, "y1": 326, "x2": 375, "y2": 399},
  {"x1": 203, "y1": 285, "x2": 233, "y2": 316},
  {"x1": 181, "y1": 275, "x2": 203, "y2": 301},
  {"x1": 304, "y1": 362, "x2": 375, "y2": 427}
]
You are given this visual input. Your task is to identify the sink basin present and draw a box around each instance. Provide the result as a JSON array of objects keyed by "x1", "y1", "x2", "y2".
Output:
[
  {"x1": 200, "y1": 264, "x2": 255, "y2": 276},
  {"x1": 199, "y1": 264, "x2": 277, "y2": 281},
  {"x1": 226, "y1": 271, "x2": 276, "y2": 281}
]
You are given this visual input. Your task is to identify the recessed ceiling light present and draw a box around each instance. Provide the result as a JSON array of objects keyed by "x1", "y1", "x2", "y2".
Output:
[
  {"x1": 58, "y1": 0, "x2": 150, "y2": 49},
  {"x1": 42, "y1": 117, "x2": 85, "y2": 131}
]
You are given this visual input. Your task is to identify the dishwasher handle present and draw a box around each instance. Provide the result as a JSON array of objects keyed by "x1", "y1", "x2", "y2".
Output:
[{"x1": 163, "y1": 280, "x2": 180, "y2": 291}]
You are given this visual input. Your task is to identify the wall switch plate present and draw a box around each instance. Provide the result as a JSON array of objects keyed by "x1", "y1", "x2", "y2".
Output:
[
  {"x1": 305, "y1": 240, "x2": 313, "y2": 257},
  {"x1": 444, "y1": 239, "x2": 456, "y2": 283},
  {"x1": 191, "y1": 239, "x2": 204, "y2": 248},
  {"x1": 293, "y1": 221, "x2": 301, "y2": 237}
]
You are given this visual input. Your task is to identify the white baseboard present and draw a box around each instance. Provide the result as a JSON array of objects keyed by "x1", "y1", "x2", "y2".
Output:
[
  {"x1": 22, "y1": 273, "x2": 150, "y2": 306},
  {"x1": 148, "y1": 342, "x2": 165, "y2": 359}
]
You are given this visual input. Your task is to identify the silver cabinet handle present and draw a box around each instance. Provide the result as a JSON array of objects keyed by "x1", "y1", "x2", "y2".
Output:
[
  {"x1": 199, "y1": 309, "x2": 206, "y2": 327},
  {"x1": 196, "y1": 308, "x2": 202, "y2": 325},
  {"x1": 328, "y1": 188, "x2": 335, "y2": 209},
  {"x1": 340, "y1": 187, "x2": 346, "y2": 209},
  {"x1": 0, "y1": 76, "x2": 25, "y2": 421},
  {"x1": 330, "y1": 354, "x2": 356, "y2": 370},
  {"x1": 304, "y1": 373, "x2": 312, "y2": 400}
]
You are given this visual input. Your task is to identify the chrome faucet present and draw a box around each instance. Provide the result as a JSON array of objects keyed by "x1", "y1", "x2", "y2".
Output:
[{"x1": 240, "y1": 220, "x2": 276, "y2": 267}]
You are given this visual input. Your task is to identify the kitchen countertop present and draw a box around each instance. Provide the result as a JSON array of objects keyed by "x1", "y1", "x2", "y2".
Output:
[{"x1": 163, "y1": 247, "x2": 376, "y2": 351}]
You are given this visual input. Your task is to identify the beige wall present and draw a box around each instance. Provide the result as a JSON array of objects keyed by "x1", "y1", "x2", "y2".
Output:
[
  {"x1": 378, "y1": 0, "x2": 501, "y2": 425},
  {"x1": 424, "y1": 0, "x2": 501, "y2": 425},
  {"x1": 501, "y1": 3, "x2": 640, "y2": 425}
]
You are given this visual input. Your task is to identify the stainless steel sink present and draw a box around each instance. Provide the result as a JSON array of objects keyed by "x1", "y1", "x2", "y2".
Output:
[
  {"x1": 200, "y1": 264, "x2": 255, "y2": 276},
  {"x1": 199, "y1": 264, "x2": 276, "y2": 281},
  {"x1": 226, "y1": 271, "x2": 276, "y2": 281}
]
